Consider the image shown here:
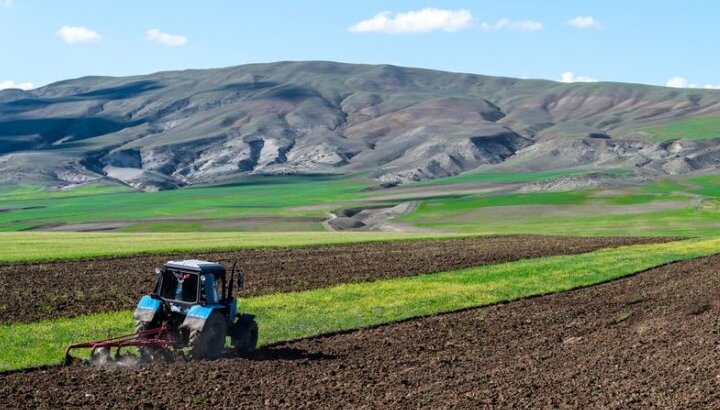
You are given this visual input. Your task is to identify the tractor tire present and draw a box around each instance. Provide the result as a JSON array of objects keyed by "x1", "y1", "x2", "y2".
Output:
[
  {"x1": 135, "y1": 320, "x2": 166, "y2": 362},
  {"x1": 189, "y1": 313, "x2": 227, "y2": 360},
  {"x1": 231, "y1": 317, "x2": 258, "y2": 355}
]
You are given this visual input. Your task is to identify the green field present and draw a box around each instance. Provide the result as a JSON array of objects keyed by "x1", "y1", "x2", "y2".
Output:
[
  {"x1": 0, "y1": 231, "x2": 474, "y2": 263},
  {"x1": 401, "y1": 190, "x2": 590, "y2": 220},
  {"x1": 0, "y1": 170, "x2": 719, "y2": 237},
  {"x1": 642, "y1": 114, "x2": 720, "y2": 141},
  {"x1": 0, "y1": 175, "x2": 373, "y2": 232},
  {"x1": 397, "y1": 174, "x2": 720, "y2": 237},
  {"x1": 404, "y1": 168, "x2": 588, "y2": 186},
  {"x1": 1, "y1": 238, "x2": 717, "y2": 371},
  {"x1": 0, "y1": 171, "x2": 592, "y2": 232},
  {"x1": 399, "y1": 202, "x2": 720, "y2": 237},
  {"x1": 0, "y1": 183, "x2": 133, "y2": 201}
]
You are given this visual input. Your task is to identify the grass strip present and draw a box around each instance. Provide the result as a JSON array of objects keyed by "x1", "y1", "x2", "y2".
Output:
[
  {"x1": 1, "y1": 238, "x2": 718, "y2": 371},
  {"x1": 0, "y1": 231, "x2": 477, "y2": 263}
]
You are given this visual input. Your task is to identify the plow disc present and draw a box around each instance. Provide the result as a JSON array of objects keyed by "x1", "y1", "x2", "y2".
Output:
[{"x1": 64, "y1": 324, "x2": 177, "y2": 365}]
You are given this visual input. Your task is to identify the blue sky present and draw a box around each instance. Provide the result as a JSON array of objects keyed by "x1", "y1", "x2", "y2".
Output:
[{"x1": 0, "y1": 0, "x2": 717, "y2": 90}]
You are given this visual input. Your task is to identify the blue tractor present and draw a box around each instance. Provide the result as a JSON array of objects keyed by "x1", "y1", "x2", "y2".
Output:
[{"x1": 65, "y1": 260, "x2": 258, "y2": 363}]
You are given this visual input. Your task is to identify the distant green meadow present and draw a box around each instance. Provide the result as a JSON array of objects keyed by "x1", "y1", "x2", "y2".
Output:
[
  {"x1": 0, "y1": 175, "x2": 372, "y2": 229},
  {"x1": 0, "y1": 171, "x2": 590, "y2": 233},
  {"x1": 0, "y1": 183, "x2": 132, "y2": 201},
  {"x1": 0, "y1": 171, "x2": 718, "y2": 237},
  {"x1": 1, "y1": 238, "x2": 717, "y2": 372},
  {"x1": 396, "y1": 174, "x2": 720, "y2": 237},
  {"x1": 404, "y1": 168, "x2": 586, "y2": 186}
]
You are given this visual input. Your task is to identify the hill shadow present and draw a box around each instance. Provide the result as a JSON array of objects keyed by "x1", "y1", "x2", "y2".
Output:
[
  {"x1": 0, "y1": 81, "x2": 164, "y2": 116},
  {"x1": 76, "y1": 81, "x2": 164, "y2": 99}
]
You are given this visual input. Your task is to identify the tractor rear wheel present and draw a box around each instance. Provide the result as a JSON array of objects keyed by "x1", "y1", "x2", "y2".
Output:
[
  {"x1": 189, "y1": 313, "x2": 227, "y2": 360},
  {"x1": 231, "y1": 318, "x2": 258, "y2": 355}
]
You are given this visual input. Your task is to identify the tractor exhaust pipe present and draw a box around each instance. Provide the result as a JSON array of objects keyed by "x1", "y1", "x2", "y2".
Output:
[{"x1": 227, "y1": 260, "x2": 237, "y2": 301}]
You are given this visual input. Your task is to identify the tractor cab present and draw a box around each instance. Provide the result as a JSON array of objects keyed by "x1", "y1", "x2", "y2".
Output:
[{"x1": 154, "y1": 260, "x2": 234, "y2": 312}]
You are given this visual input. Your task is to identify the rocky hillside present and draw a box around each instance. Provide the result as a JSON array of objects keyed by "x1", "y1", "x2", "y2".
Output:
[{"x1": 1, "y1": 61, "x2": 719, "y2": 191}]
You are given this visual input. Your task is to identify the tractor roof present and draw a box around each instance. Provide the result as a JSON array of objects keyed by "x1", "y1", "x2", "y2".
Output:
[{"x1": 164, "y1": 260, "x2": 226, "y2": 275}]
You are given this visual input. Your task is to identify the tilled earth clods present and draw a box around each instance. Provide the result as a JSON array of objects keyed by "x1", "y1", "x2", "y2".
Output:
[
  {"x1": 0, "y1": 235, "x2": 668, "y2": 323},
  {"x1": 2, "y1": 253, "x2": 719, "y2": 408}
]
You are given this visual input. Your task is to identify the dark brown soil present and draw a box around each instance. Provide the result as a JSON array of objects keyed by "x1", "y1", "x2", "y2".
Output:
[
  {"x1": 3, "y1": 253, "x2": 719, "y2": 408},
  {"x1": 0, "y1": 235, "x2": 669, "y2": 324}
]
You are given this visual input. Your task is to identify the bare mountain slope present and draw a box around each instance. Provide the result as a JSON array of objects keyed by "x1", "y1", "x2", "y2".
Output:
[{"x1": 1, "y1": 61, "x2": 719, "y2": 190}]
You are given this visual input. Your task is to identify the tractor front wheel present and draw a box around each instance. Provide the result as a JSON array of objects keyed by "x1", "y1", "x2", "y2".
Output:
[{"x1": 189, "y1": 313, "x2": 227, "y2": 360}]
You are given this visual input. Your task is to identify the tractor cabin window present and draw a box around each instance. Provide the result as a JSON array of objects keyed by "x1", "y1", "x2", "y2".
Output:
[{"x1": 159, "y1": 271, "x2": 199, "y2": 303}]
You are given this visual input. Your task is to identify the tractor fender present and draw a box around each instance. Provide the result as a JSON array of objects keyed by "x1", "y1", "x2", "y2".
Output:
[
  {"x1": 133, "y1": 295, "x2": 161, "y2": 323},
  {"x1": 182, "y1": 305, "x2": 224, "y2": 332}
]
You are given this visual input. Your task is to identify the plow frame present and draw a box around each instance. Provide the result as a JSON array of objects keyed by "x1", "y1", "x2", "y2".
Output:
[{"x1": 64, "y1": 324, "x2": 178, "y2": 365}]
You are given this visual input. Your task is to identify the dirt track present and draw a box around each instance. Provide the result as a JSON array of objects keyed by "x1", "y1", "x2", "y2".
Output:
[
  {"x1": 3, "y1": 253, "x2": 720, "y2": 408},
  {"x1": 0, "y1": 235, "x2": 668, "y2": 324}
]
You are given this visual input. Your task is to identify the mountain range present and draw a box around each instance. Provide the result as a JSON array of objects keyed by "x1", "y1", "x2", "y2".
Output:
[{"x1": 1, "y1": 61, "x2": 719, "y2": 191}]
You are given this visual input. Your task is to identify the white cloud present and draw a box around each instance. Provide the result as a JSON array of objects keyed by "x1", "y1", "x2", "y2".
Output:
[
  {"x1": 568, "y1": 16, "x2": 602, "y2": 29},
  {"x1": 560, "y1": 71, "x2": 598, "y2": 83},
  {"x1": 349, "y1": 8, "x2": 473, "y2": 34},
  {"x1": 57, "y1": 26, "x2": 101, "y2": 44},
  {"x1": 1, "y1": 0, "x2": 13, "y2": 8},
  {"x1": 146, "y1": 28, "x2": 188, "y2": 46},
  {"x1": 666, "y1": 76, "x2": 720, "y2": 89},
  {"x1": 0, "y1": 80, "x2": 34, "y2": 90},
  {"x1": 480, "y1": 18, "x2": 544, "y2": 32},
  {"x1": 666, "y1": 76, "x2": 689, "y2": 88}
]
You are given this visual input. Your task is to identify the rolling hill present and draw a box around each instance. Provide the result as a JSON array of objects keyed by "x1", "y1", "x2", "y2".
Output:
[{"x1": 1, "y1": 61, "x2": 720, "y2": 191}]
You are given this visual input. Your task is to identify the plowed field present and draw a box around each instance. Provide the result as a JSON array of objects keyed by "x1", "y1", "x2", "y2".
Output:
[
  {"x1": 0, "y1": 235, "x2": 667, "y2": 323},
  {"x1": 2, "y1": 253, "x2": 718, "y2": 408}
]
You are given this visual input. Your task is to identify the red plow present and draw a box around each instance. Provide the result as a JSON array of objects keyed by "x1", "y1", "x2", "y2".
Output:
[{"x1": 64, "y1": 324, "x2": 178, "y2": 365}]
